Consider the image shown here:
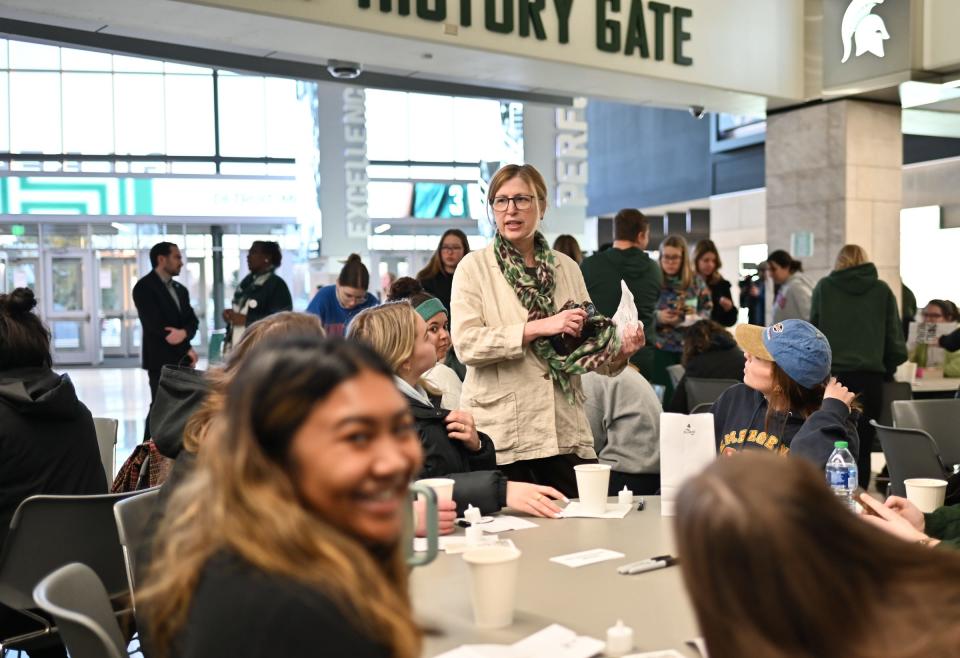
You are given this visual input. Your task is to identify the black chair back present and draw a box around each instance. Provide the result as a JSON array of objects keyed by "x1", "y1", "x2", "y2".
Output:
[
  {"x1": 891, "y1": 399, "x2": 960, "y2": 469},
  {"x1": 684, "y1": 378, "x2": 739, "y2": 413},
  {"x1": 871, "y1": 420, "x2": 948, "y2": 497},
  {"x1": 0, "y1": 492, "x2": 136, "y2": 612}
]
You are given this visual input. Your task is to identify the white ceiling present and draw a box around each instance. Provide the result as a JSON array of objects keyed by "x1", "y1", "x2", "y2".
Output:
[{"x1": 0, "y1": 0, "x2": 773, "y2": 114}]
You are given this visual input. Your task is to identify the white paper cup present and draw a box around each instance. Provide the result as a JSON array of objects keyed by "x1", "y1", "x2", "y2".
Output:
[
  {"x1": 416, "y1": 477, "x2": 455, "y2": 502},
  {"x1": 574, "y1": 464, "x2": 611, "y2": 515},
  {"x1": 904, "y1": 478, "x2": 948, "y2": 513},
  {"x1": 462, "y1": 546, "x2": 522, "y2": 628}
]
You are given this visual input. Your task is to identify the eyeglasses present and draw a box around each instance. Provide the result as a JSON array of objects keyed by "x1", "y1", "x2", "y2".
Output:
[
  {"x1": 661, "y1": 254, "x2": 683, "y2": 261},
  {"x1": 922, "y1": 312, "x2": 944, "y2": 320},
  {"x1": 491, "y1": 195, "x2": 537, "y2": 212},
  {"x1": 440, "y1": 245, "x2": 464, "y2": 253}
]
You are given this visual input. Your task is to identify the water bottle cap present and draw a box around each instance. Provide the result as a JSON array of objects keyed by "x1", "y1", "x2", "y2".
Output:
[{"x1": 834, "y1": 440, "x2": 848, "y2": 449}]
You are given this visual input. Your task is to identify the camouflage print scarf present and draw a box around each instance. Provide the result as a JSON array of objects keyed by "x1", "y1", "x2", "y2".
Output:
[{"x1": 494, "y1": 231, "x2": 621, "y2": 404}]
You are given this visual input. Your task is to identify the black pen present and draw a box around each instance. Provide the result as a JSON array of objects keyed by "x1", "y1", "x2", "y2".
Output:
[
  {"x1": 636, "y1": 497, "x2": 645, "y2": 511},
  {"x1": 617, "y1": 555, "x2": 678, "y2": 575}
]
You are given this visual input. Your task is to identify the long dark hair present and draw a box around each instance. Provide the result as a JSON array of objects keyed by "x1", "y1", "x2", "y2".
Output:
[
  {"x1": 338, "y1": 254, "x2": 370, "y2": 290},
  {"x1": 417, "y1": 229, "x2": 470, "y2": 280},
  {"x1": 682, "y1": 320, "x2": 732, "y2": 366},
  {"x1": 142, "y1": 337, "x2": 421, "y2": 658},
  {"x1": 676, "y1": 453, "x2": 960, "y2": 658},
  {"x1": 0, "y1": 288, "x2": 52, "y2": 370},
  {"x1": 692, "y1": 239, "x2": 723, "y2": 285},
  {"x1": 767, "y1": 249, "x2": 802, "y2": 274}
]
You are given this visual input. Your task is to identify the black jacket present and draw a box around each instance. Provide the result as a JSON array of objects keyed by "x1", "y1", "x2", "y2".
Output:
[
  {"x1": 133, "y1": 270, "x2": 200, "y2": 371},
  {"x1": 419, "y1": 269, "x2": 454, "y2": 315},
  {"x1": 171, "y1": 551, "x2": 390, "y2": 658},
  {"x1": 707, "y1": 278, "x2": 738, "y2": 327},
  {"x1": 226, "y1": 271, "x2": 293, "y2": 345},
  {"x1": 0, "y1": 367, "x2": 106, "y2": 549},
  {"x1": 668, "y1": 332, "x2": 744, "y2": 413},
  {"x1": 406, "y1": 393, "x2": 507, "y2": 515},
  {"x1": 712, "y1": 383, "x2": 860, "y2": 469}
]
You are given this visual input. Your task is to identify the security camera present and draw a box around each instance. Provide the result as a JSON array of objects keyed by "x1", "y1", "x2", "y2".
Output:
[
  {"x1": 327, "y1": 60, "x2": 362, "y2": 80},
  {"x1": 688, "y1": 105, "x2": 706, "y2": 120}
]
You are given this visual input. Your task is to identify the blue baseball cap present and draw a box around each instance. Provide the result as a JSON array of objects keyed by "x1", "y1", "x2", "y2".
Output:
[{"x1": 735, "y1": 320, "x2": 832, "y2": 389}]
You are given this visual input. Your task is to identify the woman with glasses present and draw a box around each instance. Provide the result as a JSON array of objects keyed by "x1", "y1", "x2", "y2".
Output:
[
  {"x1": 914, "y1": 299, "x2": 960, "y2": 378},
  {"x1": 450, "y1": 164, "x2": 643, "y2": 497},
  {"x1": 417, "y1": 229, "x2": 470, "y2": 316},
  {"x1": 652, "y1": 234, "x2": 713, "y2": 404}
]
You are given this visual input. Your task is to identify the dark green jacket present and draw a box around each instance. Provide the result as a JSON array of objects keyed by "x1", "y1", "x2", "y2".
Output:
[
  {"x1": 580, "y1": 247, "x2": 662, "y2": 341},
  {"x1": 926, "y1": 504, "x2": 960, "y2": 550},
  {"x1": 810, "y1": 263, "x2": 907, "y2": 375}
]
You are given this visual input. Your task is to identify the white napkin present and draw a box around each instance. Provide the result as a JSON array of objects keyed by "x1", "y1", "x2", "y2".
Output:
[{"x1": 434, "y1": 624, "x2": 605, "y2": 658}]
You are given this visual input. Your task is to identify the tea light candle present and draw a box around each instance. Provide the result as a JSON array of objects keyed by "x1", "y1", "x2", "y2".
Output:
[
  {"x1": 606, "y1": 619, "x2": 634, "y2": 656},
  {"x1": 464, "y1": 504, "x2": 482, "y2": 524},
  {"x1": 618, "y1": 486, "x2": 634, "y2": 506},
  {"x1": 465, "y1": 524, "x2": 484, "y2": 545}
]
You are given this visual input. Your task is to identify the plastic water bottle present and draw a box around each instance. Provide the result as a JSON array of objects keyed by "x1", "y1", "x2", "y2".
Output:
[{"x1": 825, "y1": 440, "x2": 858, "y2": 513}]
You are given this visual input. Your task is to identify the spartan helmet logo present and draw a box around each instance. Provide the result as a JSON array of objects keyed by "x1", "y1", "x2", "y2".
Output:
[{"x1": 841, "y1": 0, "x2": 890, "y2": 63}]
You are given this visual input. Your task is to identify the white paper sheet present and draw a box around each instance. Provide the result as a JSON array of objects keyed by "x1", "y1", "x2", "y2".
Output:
[
  {"x1": 549, "y1": 548, "x2": 625, "y2": 568},
  {"x1": 560, "y1": 501, "x2": 631, "y2": 519},
  {"x1": 479, "y1": 515, "x2": 539, "y2": 533},
  {"x1": 434, "y1": 624, "x2": 606, "y2": 658}
]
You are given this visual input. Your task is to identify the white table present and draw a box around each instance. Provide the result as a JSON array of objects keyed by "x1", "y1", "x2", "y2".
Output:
[
  {"x1": 412, "y1": 497, "x2": 701, "y2": 657},
  {"x1": 910, "y1": 376, "x2": 959, "y2": 394}
]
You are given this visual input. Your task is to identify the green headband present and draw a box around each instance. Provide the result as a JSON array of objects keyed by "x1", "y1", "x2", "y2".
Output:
[{"x1": 415, "y1": 297, "x2": 447, "y2": 322}]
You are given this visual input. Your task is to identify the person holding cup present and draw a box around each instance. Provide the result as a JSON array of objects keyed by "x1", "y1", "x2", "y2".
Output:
[
  {"x1": 860, "y1": 493, "x2": 960, "y2": 549},
  {"x1": 652, "y1": 234, "x2": 713, "y2": 405},
  {"x1": 451, "y1": 164, "x2": 644, "y2": 498},
  {"x1": 349, "y1": 301, "x2": 567, "y2": 518},
  {"x1": 141, "y1": 337, "x2": 425, "y2": 658}
]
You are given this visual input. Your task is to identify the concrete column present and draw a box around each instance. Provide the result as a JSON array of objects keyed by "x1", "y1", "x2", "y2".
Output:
[
  {"x1": 523, "y1": 101, "x2": 591, "y2": 251},
  {"x1": 766, "y1": 100, "x2": 902, "y2": 298},
  {"x1": 313, "y1": 82, "x2": 369, "y2": 285}
]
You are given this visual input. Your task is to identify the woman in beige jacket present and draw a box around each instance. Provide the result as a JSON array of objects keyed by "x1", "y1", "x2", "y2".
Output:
[{"x1": 451, "y1": 164, "x2": 644, "y2": 496}]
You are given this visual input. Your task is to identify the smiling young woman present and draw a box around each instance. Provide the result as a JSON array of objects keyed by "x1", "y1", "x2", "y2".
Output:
[{"x1": 141, "y1": 337, "x2": 423, "y2": 658}]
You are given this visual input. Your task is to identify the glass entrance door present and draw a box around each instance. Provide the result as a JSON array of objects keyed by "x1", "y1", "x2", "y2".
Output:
[
  {"x1": 43, "y1": 251, "x2": 99, "y2": 365},
  {"x1": 2, "y1": 253, "x2": 39, "y2": 293},
  {"x1": 99, "y1": 256, "x2": 141, "y2": 358}
]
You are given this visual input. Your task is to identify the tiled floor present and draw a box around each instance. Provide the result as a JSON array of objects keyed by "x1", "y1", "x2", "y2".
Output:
[{"x1": 63, "y1": 362, "x2": 208, "y2": 475}]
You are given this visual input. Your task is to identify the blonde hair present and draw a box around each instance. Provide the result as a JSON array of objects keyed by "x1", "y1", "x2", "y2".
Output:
[
  {"x1": 487, "y1": 164, "x2": 548, "y2": 221},
  {"x1": 182, "y1": 312, "x2": 325, "y2": 454},
  {"x1": 141, "y1": 338, "x2": 421, "y2": 658},
  {"x1": 347, "y1": 301, "x2": 418, "y2": 373},
  {"x1": 835, "y1": 244, "x2": 869, "y2": 271},
  {"x1": 660, "y1": 234, "x2": 695, "y2": 290}
]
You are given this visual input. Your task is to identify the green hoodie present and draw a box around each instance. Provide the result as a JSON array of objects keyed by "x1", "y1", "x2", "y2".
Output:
[
  {"x1": 580, "y1": 247, "x2": 662, "y2": 339},
  {"x1": 810, "y1": 263, "x2": 907, "y2": 375}
]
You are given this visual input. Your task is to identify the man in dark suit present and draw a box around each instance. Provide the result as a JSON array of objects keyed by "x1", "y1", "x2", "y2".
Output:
[{"x1": 133, "y1": 242, "x2": 199, "y2": 404}]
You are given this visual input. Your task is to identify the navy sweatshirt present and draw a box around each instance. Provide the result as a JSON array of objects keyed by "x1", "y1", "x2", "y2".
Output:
[{"x1": 712, "y1": 383, "x2": 860, "y2": 469}]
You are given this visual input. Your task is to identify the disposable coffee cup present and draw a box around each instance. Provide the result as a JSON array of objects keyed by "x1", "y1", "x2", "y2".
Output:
[
  {"x1": 462, "y1": 545, "x2": 522, "y2": 628},
  {"x1": 416, "y1": 477, "x2": 455, "y2": 502},
  {"x1": 904, "y1": 478, "x2": 948, "y2": 513},
  {"x1": 574, "y1": 464, "x2": 611, "y2": 515}
]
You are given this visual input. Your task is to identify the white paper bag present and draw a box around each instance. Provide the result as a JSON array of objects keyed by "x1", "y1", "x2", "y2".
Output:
[
  {"x1": 611, "y1": 280, "x2": 642, "y2": 341},
  {"x1": 660, "y1": 412, "x2": 717, "y2": 516}
]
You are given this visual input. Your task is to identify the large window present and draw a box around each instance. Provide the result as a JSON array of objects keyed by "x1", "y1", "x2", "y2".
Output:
[
  {"x1": 364, "y1": 89, "x2": 523, "y2": 235},
  {"x1": 0, "y1": 38, "x2": 303, "y2": 174}
]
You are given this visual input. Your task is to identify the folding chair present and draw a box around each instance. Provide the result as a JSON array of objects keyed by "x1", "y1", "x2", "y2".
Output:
[{"x1": 891, "y1": 399, "x2": 960, "y2": 471}]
